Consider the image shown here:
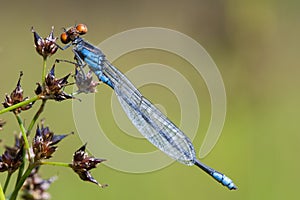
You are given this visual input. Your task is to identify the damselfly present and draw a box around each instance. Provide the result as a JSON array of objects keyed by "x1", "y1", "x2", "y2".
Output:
[{"x1": 57, "y1": 24, "x2": 237, "y2": 190}]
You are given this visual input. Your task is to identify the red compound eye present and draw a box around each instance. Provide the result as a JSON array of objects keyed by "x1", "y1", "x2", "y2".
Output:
[
  {"x1": 60, "y1": 32, "x2": 70, "y2": 44},
  {"x1": 76, "y1": 24, "x2": 88, "y2": 35}
]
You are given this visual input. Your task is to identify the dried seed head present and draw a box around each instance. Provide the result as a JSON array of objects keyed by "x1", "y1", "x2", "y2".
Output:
[
  {"x1": 2, "y1": 72, "x2": 33, "y2": 113},
  {"x1": 22, "y1": 167, "x2": 56, "y2": 200},
  {"x1": 32, "y1": 26, "x2": 58, "y2": 59},
  {"x1": 75, "y1": 69, "x2": 99, "y2": 94},
  {"x1": 35, "y1": 64, "x2": 73, "y2": 101},
  {"x1": 0, "y1": 134, "x2": 24, "y2": 173},
  {"x1": 71, "y1": 144, "x2": 107, "y2": 188},
  {"x1": 32, "y1": 121, "x2": 72, "y2": 161}
]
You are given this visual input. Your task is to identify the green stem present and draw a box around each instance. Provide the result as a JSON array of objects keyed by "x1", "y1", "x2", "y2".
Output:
[
  {"x1": 0, "y1": 183, "x2": 5, "y2": 200},
  {"x1": 15, "y1": 148, "x2": 26, "y2": 187},
  {"x1": 9, "y1": 164, "x2": 36, "y2": 200},
  {"x1": 27, "y1": 99, "x2": 47, "y2": 136},
  {"x1": 3, "y1": 172, "x2": 12, "y2": 193},
  {"x1": 40, "y1": 161, "x2": 71, "y2": 168},
  {"x1": 15, "y1": 114, "x2": 31, "y2": 162},
  {"x1": 42, "y1": 57, "x2": 47, "y2": 88},
  {"x1": 0, "y1": 96, "x2": 40, "y2": 115}
]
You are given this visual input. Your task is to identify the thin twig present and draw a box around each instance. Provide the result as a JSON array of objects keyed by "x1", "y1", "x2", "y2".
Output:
[
  {"x1": 3, "y1": 172, "x2": 12, "y2": 193},
  {"x1": 0, "y1": 96, "x2": 40, "y2": 115},
  {"x1": 27, "y1": 99, "x2": 47, "y2": 136}
]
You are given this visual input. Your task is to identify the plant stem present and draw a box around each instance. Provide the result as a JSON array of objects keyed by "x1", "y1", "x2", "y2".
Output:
[
  {"x1": 42, "y1": 57, "x2": 47, "y2": 88},
  {"x1": 3, "y1": 172, "x2": 12, "y2": 193},
  {"x1": 15, "y1": 114, "x2": 30, "y2": 151},
  {"x1": 9, "y1": 164, "x2": 36, "y2": 200},
  {"x1": 0, "y1": 183, "x2": 5, "y2": 200},
  {"x1": 15, "y1": 149, "x2": 26, "y2": 187},
  {"x1": 41, "y1": 161, "x2": 71, "y2": 168},
  {"x1": 0, "y1": 96, "x2": 40, "y2": 115},
  {"x1": 27, "y1": 99, "x2": 47, "y2": 136}
]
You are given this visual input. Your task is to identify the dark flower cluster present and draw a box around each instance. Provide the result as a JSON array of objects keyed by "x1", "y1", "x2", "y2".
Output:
[
  {"x1": 31, "y1": 26, "x2": 58, "y2": 59},
  {"x1": 74, "y1": 69, "x2": 99, "y2": 94},
  {"x1": 2, "y1": 72, "x2": 33, "y2": 113},
  {"x1": 0, "y1": 25, "x2": 107, "y2": 200},
  {"x1": 32, "y1": 121, "x2": 71, "y2": 161},
  {"x1": 0, "y1": 134, "x2": 24, "y2": 173},
  {"x1": 22, "y1": 167, "x2": 56, "y2": 200},
  {"x1": 35, "y1": 65, "x2": 73, "y2": 101},
  {"x1": 71, "y1": 144, "x2": 107, "y2": 188}
]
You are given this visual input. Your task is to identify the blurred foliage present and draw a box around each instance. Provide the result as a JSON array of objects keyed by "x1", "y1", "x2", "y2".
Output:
[{"x1": 0, "y1": 0, "x2": 299, "y2": 199}]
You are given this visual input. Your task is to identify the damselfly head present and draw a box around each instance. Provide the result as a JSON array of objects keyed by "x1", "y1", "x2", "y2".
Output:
[{"x1": 60, "y1": 24, "x2": 88, "y2": 44}]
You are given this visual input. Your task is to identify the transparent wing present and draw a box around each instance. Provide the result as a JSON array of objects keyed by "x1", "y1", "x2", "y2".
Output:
[{"x1": 102, "y1": 60, "x2": 196, "y2": 165}]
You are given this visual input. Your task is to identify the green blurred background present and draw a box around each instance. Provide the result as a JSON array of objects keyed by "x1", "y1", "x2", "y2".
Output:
[{"x1": 0, "y1": 0, "x2": 299, "y2": 199}]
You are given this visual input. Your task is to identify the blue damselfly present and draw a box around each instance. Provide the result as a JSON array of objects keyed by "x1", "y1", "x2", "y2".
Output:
[{"x1": 57, "y1": 24, "x2": 237, "y2": 190}]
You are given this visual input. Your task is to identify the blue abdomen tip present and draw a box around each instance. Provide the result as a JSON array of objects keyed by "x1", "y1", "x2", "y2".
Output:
[{"x1": 212, "y1": 172, "x2": 237, "y2": 190}]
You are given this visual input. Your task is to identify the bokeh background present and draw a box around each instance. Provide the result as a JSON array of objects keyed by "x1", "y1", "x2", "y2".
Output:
[{"x1": 0, "y1": 0, "x2": 299, "y2": 199}]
